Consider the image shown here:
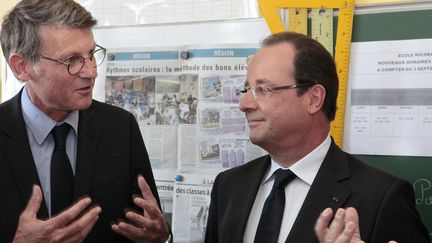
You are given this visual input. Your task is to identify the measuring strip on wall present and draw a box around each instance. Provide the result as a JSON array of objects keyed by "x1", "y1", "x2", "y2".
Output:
[
  {"x1": 288, "y1": 9, "x2": 308, "y2": 34},
  {"x1": 311, "y1": 8, "x2": 334, "y2": 55}
]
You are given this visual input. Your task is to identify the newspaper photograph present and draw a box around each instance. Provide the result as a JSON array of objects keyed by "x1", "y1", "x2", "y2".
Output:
[
  {"x1": 106, "y1": 74, "x2": 198, "y2": 126},
  {"x1": 199, "y1": 104, "x2": 247, "y2": 136},
  {"x1": 177, "y1": 129, "x2": 265, "y2": 173},
  {"x1": 200, "y1": 74, "x2": 245, "y2": 103}
]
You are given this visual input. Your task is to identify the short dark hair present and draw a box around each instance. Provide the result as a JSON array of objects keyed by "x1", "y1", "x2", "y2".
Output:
[
  {"x1": 261, "y1": 32, "x2": 338, "y2": 121},
  {"x1": 1, "y1": 0, "x2": 97, "y2": 63}
]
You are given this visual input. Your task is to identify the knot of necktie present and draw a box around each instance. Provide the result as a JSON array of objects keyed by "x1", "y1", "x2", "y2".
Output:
[
  {"x1": 273, "y1": 169, "x2": 296, "y2": 189},
  {"x1": 51, "y1": 123, "x2": 71, "y2": 148}
]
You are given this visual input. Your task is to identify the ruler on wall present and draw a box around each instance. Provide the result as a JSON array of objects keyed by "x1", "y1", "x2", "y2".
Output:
[
  {"x1": 258, "y1": 0, "x2": 355, "y2": 147},
  {"x1": 311, "y1": 8, "x2": 334, "y2": 55},
  {"x1": 288, "y1": 9, "x2": 307, "y2": 34}
]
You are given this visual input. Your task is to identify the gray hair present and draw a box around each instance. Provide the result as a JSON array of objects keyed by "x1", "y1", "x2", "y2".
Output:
[{"x1": 1, "y1": 0, "x2": 97, "y2": 63}]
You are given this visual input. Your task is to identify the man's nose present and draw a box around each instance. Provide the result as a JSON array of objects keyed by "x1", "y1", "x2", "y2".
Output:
[{"x1": 239, "y1": 91, "x2": 257, "y2": 112}]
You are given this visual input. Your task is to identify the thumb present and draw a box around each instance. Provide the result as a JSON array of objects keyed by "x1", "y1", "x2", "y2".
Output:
[{"x1": 23, "y1": 185, "x2": 43, "y2": 217}]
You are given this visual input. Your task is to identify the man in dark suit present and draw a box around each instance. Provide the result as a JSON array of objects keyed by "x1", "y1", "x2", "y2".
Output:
[
  {"x1": 204, "y1": 32, "x2": 429, "y2": 243},
  {"x1": 0, "y1": 0, "x2": 170, "y2": 242}
]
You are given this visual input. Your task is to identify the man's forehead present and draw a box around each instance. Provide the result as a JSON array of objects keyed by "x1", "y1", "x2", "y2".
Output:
[{"x1": 38, "y1": 26, "x2": 95, "y2": 52}]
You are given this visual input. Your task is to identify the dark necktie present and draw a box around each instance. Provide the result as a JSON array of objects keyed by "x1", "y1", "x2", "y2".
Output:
[
  {"x1": 50, "y1": 123, "x2": 74, "y2": 215},
  {"x1": 254, "y1": 169, "x2": 296, "y2": 243}
]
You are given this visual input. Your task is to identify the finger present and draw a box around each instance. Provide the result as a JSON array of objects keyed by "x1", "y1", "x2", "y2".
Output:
[
  {"x1": 63, "y1": 206, "x2": 102, "y2": 242},
  {"x1": 125, "y1": 208, "x2": 166, "y2": 235},
  {"x1": 50, "y1": 197, "x2": 93, "y2": 227},
  {"x1": 113, "y1": 220, "x2": 157, "y2": 242},
  {"x1": 345, "y1": 207, "x2": 363, "y2": 241},
  {"x1": 125, "y1": 209, "x2": 147, "y2": 227},
  {"x1": 326, "y1": 208, "x2": 346, "y2": 242},
  {"x1": 314, "y1": 208, "x2": 333, "y2": 241},
  {"x1": 23, "y1": 185, "x2": 43, "y2": 218},
  {"x1": 133, "y1": 196, "x2": 162, "y2": 219},
  {"x1": 344, "y1": 207, "x2": 360, "y2": 225},
  {"x1": 334, "y1": 221, "x2": 356, "y2": 243},
  {"x1": 138, "y1": 175, "x2": 158, "y2": 205},
  {"x1": 112, "y1": 222, "x2": 144, "y2": 242}
]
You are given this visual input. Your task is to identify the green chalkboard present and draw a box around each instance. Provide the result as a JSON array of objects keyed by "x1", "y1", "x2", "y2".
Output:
[
  {"x1": 348, "y1": 9, "x2": 432, "y2": 237},
  {"x1": 351, "y1": 9, "x2": 432, "y2": 42},
  {"x1": 356, "y1": 155, "x2": 432, "y2": 235}
]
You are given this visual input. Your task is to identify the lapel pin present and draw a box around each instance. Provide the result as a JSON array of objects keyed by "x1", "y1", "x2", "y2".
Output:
[{"x1": 332, "y1": 197, "x2": 339, "y2": 202}]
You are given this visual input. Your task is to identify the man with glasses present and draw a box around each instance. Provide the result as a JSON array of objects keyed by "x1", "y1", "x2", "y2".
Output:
[
  {"x1": 0, "y1": 0, "x2": 170, "y2": 242},
  {"x1": 205, "y1": 32, "x2": 429, "y2": 243}
]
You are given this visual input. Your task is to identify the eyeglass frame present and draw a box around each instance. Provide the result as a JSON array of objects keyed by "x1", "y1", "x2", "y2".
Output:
[
  {"x1": 236, "y1": 82, "x2": 317, "y2": 99},
  {"x1": 39, "y1": 44, "x2": 106, "y2": 75}
]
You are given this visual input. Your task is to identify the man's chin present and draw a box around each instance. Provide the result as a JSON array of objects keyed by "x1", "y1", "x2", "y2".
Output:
[
  {"x1": 74, "y1": 98, "x2": 93, "y2": 111},
  {"x1": 248, "y1": 134, "x2": 263, "y2": 146}
]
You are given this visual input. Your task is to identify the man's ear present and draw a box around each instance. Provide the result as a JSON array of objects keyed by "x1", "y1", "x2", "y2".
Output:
[
  {"x1": 307, "y1": 84, "x2": 326, "y2": 114},
  {"x1": 8, "y1": 53, "x2": 32, "y2": 81}
]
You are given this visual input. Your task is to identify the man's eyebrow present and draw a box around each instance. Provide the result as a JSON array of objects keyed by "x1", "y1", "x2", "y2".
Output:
[
  {"x1": 61, "y1": 45, "x2": 97, "y2": 58},
  {"x1": 243, "y1": 78, "x2": 270, "y2": 87},
  {"x1": 255, "y1": 78, "x2": 270, "y2": 85}
]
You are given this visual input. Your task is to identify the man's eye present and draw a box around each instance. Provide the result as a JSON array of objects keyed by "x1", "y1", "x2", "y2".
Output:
[
  {"x1": 89, "y1": 50, "x2": 96, "y2": 58},
  {"x1": 255, "y1": 87, "x2": 266, "y2": 94},
  {"x1": 64, "y1": 56, "x2": 82, "y2": 64}
]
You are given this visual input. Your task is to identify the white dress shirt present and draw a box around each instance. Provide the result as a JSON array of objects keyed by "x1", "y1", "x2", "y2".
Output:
[{"x1": 243, "y1": 134, "x2": 331, "y2": 243}]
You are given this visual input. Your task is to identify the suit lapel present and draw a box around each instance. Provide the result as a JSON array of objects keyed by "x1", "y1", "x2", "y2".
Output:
[
  {"x1": 234, "y1": 156, "x2": 271, "y2": 241},
  {"x1": 73, "y1": 104, "x2": 98, "y2": 198},
  {"x1": 0, "y1": 92, "x2": 49, "y2": 218},
  {"x1": 286, "y1": 141, "x2": 351, "y2": 243}
]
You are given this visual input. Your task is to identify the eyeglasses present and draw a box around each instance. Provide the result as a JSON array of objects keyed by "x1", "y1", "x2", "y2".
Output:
[
  {"x1": 236, "y1": 83, "x2": 316, "y2": 99},
  {"x1": 40, "y1": 45, "x2": 106, "y2": 75}
]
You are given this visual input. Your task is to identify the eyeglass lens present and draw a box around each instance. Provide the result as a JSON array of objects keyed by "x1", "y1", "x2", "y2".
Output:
[
  {"x1": 236, "y1": 87, "x2": 261, "y2": 98},
  {"x1": 68, "y1": 48, "x2": 106, "y2": 75}
]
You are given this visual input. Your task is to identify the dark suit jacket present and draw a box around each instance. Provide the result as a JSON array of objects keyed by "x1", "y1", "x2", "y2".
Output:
[
  {"x1": 0, "y1": 91, "x2": 160, "y2": 243},
  {"x1": 205, "y1": 140, "x2": 430, "y2": 243}
]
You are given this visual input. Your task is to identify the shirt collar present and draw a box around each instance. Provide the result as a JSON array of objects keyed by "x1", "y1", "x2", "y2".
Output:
[
  {"x1": 21, "y1": 86, "x2": 79, "y2": 145},
  {"x1": 264, "y1": 134, "x2": 331, "y2": 186}
]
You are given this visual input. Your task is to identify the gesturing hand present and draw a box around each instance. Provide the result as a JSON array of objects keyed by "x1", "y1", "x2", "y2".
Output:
[
  {"x1": 112, "y1": 175, "x2": 170, "y2": 243},
  {"x1": 315, "y1": 207, "x2": 363, "y2": 243},
  {"x1": 13, "y1": 185, "x2": 101, "y2": 243}
]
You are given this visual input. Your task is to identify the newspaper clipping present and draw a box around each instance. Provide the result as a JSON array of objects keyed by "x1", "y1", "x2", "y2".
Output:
[{"x1": 104, "y1": 44, "x2": 266, "y2": 242}]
